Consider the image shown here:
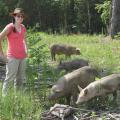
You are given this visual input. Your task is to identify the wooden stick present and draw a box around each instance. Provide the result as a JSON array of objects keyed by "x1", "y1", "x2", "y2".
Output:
[
  {"x1": 80, "y1": 115, "x2": 99, "y2": 120},
  {"x1": 108, "y1": 113, "x2": 117, "y2": 120}
]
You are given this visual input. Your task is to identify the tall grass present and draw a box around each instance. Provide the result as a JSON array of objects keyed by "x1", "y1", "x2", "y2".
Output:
[
  {"x1": 40, "y1": 33, "x2": 120, "y2": 73},
  {"x1": 0, "y1": 83, "x2": 43, "y2": 120},
  {"x1": 1, "y1": 32, "x2": 120, "y2": 119}
]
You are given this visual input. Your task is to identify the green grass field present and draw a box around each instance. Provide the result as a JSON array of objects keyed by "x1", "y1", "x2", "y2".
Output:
[
  {"x1": 41, "y1": 33, "x2": 120, "y2": 73},
  {"x1": 0, "y1": 32, "x2": 120, "y2": 120}
]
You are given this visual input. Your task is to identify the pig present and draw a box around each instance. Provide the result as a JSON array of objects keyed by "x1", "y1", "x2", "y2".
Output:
[
  {"x1": 48, "y1": 66, "x2": 99, "y2": 105},
  {"x1": 57, "y1": 59, "x2": 89, "y2": 72},
  {"x1": 50, "y1": 44, "x2": 80, "y2": 61},
  {"x1": 76, "y1": 74, "x2": 120, "y2": 104}
]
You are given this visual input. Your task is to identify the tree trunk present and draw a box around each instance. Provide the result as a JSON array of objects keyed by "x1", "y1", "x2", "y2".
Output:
[
  {"x1": 110, "y1": 0, "x2": 120, "y2": 38},
  {"x1": 87, "y1": 0, "x2": 91, "y2": 34}
]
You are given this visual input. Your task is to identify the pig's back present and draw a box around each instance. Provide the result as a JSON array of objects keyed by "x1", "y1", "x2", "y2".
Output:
[
  {"x1": 70, "y1": 59, "x2": 88, "y2": 67},
  {"x1": 100, "y1": 74, "x2": 120, "y2": 86},
  {"x1": 51, "y1": 44, "x2": 66, "y2": 52},
  {"x1": 64, "y1": 66, "x2": 97, "y2": 88}
]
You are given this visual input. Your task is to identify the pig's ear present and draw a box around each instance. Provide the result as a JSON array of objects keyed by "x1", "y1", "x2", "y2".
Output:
[
  {"x1": 78, "y1": 85, "x2": 83, "y2": 92},
  {"x1": 84, "y1": 89, "x2": 88, "y2": 96}
]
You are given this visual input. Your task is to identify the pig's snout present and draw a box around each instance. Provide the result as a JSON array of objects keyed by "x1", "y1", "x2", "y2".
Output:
[
  {"x1": 48, "y1": 91, "x2": 62, "y2": 100},
  {"x1": 76, "y1": 101, "x2": 79, "y2": 105},
  {"x1": 76, "y1": 99, "x2": 86, "y2": 105},
  {"x1": 76, "y1": 48, "x2": 81, "y2": 55}
]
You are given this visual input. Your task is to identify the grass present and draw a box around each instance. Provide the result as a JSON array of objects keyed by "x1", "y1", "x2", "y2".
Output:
[
  {"x1": 0, "y1": 32, "x2": 120, "y2": 119},
  {"x1": 40, "y1": 33, "x2": 120, "y2": 73},
  {"x1": 0, "y1": 83, "x2": 43, "y2": 120}
]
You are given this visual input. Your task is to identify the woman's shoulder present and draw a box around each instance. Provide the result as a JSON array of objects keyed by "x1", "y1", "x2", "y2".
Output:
[
  {"x1": 6, "y1": 23, "x2": 14, "y2": 28},
  {"x1": 4, "y1": 23, "x2": 14, "y2": 32},
  {"x1": 5, "y1": 23, "x2": 14, "y2": 31},
  {"x1": 21, "y1": 24, "x2": 26, "y2": 32}
]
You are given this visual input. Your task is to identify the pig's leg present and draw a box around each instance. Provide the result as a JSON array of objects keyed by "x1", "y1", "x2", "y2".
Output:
[
  {"x1": 66, "y1": 55, "x2": 71, "y2": 60},
  {"x1": 51, "y1": 53, "x2": 53, "y2": 61},
  {"x1": 71, "y1": 93, "x2": 78, "y2": 106},
  {"x1": 66, "y1": 95, "x2": 71, "y2": 105},
  {"x1": 54, "y1": 54, "x2": 56, "y2": 61},
  {"x1": 70, "y1": 89, "x2": 78, "y2": 106},
  {"x1": 51, "y1": 52, "x2": 56, "y2": 61},
  {"x1": 112, "y1": 91, "x2": 117, "y2": 102},
  {"x1": 53, "y1": 54, "x2": 56, "y2": 61}
]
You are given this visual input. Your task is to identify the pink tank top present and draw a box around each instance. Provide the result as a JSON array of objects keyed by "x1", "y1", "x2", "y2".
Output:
[{"x1": 6, "y1": 23, "x2": 27, "y2": 59}]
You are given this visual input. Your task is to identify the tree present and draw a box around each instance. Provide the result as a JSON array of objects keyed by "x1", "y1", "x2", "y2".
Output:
[
  {"x1": 0, "y1": 0, "x2": 9, "y2": 27},
  {"x1": 110, "y1": 0, "x2": 120, "y2": 38},
  {"x1": 96, "y1": 0, "x2": 111, "y2": 34},
  {"x1": 0, "y1": 0, "x2": 106, "y2": 34}
]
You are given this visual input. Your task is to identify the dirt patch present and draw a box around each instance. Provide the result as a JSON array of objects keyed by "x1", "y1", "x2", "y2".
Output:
[{"x1": 41, "y1": 106, "x2": 120, "y2": 120}]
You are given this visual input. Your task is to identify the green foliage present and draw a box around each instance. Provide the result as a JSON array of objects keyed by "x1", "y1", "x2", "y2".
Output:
[
  {"x1": 0, "y1": 0, "x2": 9, "y2": 27},
  {"x1": 0, "y1": 0, "x2": 105, "y2": 33},
  {"x1": 96, "y1": 0, "x2": 111, "y2": 25},
  {"x1": 26, "y1": 31, "x2": 49, "y2": 83},
  {"x1": 0, "y1": 0, "x2": 8, "y2": 16},
  {"x1": 114, "y1": 32, "x2": 120, "y2": 40},
  {"x1": 28, "y1": 45, "x2": 48, "y2": 65},
  {"x1": 0, "y1": 87, "x2": 42, "y2": 120},
  {"x1": 86, "y1": 96, "x2": 110, "y2": 110}
]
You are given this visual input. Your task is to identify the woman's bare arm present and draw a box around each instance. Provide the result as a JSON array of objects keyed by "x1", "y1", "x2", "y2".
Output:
[{"x1": 0, "y1": 27, "x2": 9, "y2": 62}]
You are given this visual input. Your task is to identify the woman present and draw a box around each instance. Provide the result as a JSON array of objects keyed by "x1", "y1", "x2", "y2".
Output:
[{"x1": 0, "y1": 8, "x2": 27, "y2": 97}]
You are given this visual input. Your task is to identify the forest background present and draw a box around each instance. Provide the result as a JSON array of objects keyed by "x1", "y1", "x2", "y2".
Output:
[{"x1": 0, "y1": 0, "x2": 111, "y2": 35}]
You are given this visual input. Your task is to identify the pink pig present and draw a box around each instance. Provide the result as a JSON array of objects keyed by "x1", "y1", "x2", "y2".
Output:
[{"x1": 76, "y1": 74, "x2": 120, "y2": 104}]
